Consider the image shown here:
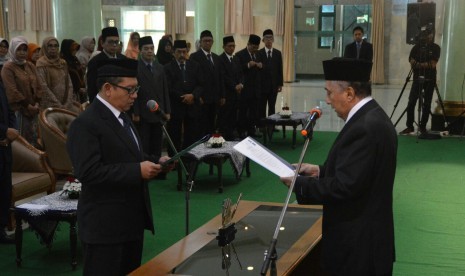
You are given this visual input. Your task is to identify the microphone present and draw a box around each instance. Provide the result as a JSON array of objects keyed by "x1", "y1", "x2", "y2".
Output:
[
  {"x1": 301, "y1": 107, "x2": 322, "y2": 137},
  {"x1": 147, "y1": 100, "x2": 168, "y2": 120}
]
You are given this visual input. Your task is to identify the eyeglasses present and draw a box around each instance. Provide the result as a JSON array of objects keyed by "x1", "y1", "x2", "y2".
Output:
[
  {"x1": 106, "y1": 39, "x2": 120, "y2": 46},
  {"x1": 109, "y1": 83, "x2": 139, "y2": 95},
  {"x1": 47, "y1": 44, "x2": 59, "y2": 48}
]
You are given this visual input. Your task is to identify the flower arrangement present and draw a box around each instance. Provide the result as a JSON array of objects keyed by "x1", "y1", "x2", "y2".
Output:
[
  {"x1": 61, "y1": 177, "x2": 82, "y2": 199},
  {"x1": 279, "y1": 105, "x2": 292, "y2": 118},
  {"x1": 206, "y1": 133, "x2": 226, "y2": 148}
]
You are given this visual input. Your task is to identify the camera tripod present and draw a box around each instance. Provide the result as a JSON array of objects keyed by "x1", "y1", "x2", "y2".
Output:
[{"x1": 390, "y1": 66, "x2": 448, "y2": 140}]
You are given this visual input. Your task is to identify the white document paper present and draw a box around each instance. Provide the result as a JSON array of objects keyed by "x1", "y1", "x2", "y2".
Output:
[
  {"x1": 17, "y1": 203, "x2": 48, "y2": 210},
  {"x1": 233, "y1": 137, "x2": 295, "y2": 177}
]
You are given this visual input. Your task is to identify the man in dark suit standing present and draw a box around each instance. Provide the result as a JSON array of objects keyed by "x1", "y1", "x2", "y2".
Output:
[
  {"x1": 0, "y1": 83, "x2": 18, "y2": 244},
  {"x1": 234, "y1": 34, "x2": 262, "y2": 138},
  {"x1": 218, "y1": 36, "x2": 243, "y2": 140},
  {"x1": 281, "y1": 58, "x2": 397, "y2": 275},
  {"x1": 133, "y1": 36, "x2": 171, "y2": 159},
  {"x1": 86, "y1": 27, "x2": 127, "y2": 103},
  {"x1": 343, "y1": 26, "x2": 373, "y2": 62},
  {"x1": 67, "y1": 59, "x2": 171, "y2": 275},
  {"x1": 164, "y1": 40, "x2": 203, "y2": 152},
  {"x1": 189, "y1": 30, "x2": 225, "y2": 136},
  {"x1": 258, "y1": 29, "x2": 283, "y2": 120}
]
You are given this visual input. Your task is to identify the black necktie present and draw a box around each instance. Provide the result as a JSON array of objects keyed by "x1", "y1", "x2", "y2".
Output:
[
  {"x1": 230, "y1": 56, "x2": 233, "y2": 63},
  {"x1": 267, "y1": 50, "x2": 271, "y2": 59},
  {"x1": 356, "y1": 43, "x2": 361, "y2": 59},
  {"x1": 119, "y1": 112, "x2": 138, "y2": 147},
  {"x1": 180, "y1": 63, "x2": 186, "y2": 82},
  {"x1": 207, "y1": 53, "x2": 214, "y2": 66},
  {"x1": 147, "y1": 64, "x2": 152, "y2": 73}
]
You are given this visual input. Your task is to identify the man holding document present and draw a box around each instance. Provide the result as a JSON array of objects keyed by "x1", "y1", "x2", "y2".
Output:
[{"x1": 281, "y1": 58, "x2": 397, "y2": 275}]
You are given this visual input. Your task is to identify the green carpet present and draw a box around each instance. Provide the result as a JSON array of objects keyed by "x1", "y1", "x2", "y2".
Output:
[{"x1": 1, "y1": 132, "x2": 465, "y2": 275}]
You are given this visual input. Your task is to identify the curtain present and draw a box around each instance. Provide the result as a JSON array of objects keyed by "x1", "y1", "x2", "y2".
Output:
[
  {"x1": 283, "y1": 0, "x2": 295, "y2": 82},
  {"x1": 224, "y1": 0, "x2": 236, "y2": 34},
  {"x1": 165, "y1": 0, "x2": 186, "y2": 38},
  {"x1": 275, "y1": 0, "x2": 284, "y2": 36},
  {"x1": 31, "y1": 0, "x2": 52, "y2": 31},
  {"x1": 0, "y1": 1, "x2": 6, "y2": 38},
  {"x1": 7, "y1": 0, "x2": 26, "y2": 31},
  {"x1": 241, "y1": 0, "x2": 253, "y2": 35},
  {"x1": 371, "y1": 0, "x2": 384, "y2": 84}
]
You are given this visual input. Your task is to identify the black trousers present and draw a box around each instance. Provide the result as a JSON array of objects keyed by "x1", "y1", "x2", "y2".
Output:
[
  {"x1": 81, "y1": 239, "x2": 144, "y2": 276},
  {"x1": 199, "y1": 102, "x2": 217, "y2": 136},
  {"x1": 217, "y1": 93, "x2": 238, "y2": 140},
  {"x1": 258, "y1": 90, "x2": 278, "y2": 119},
  {"x1": 237, "y1": 96, "x2": 258, "y2": 135},
  {"x1": 406, "y1": 80, "x2": 435, "y2": 129}
]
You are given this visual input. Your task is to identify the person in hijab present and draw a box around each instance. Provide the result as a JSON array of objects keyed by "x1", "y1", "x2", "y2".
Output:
[
  {"x1": 155, "y1": 38, "x2": 173, "y2": 65},
  {"x1": 0, "y1": 38, "x2": 10, "y2": 82},
  {"x1": 1, "y1": 36, "x2": 43, "y2": 147},
  {"x1": 89, "y1": 35, "x2": 103, "y2": 60},
  {"x1": 124, "y1": 32, "x2": 140, "y2": 59},
  {"x1": 61, "y1": 39, "x2": 87, "y2": 103},
  {"x1": 36, "y1": 37, "x2": 80, "y2": 113},
  {"x1": 75, "y1": 36, "x2": 95, "y2": 69},
  {"x1": 27, "y1": 43, "x2": 41, "y2": 65}
]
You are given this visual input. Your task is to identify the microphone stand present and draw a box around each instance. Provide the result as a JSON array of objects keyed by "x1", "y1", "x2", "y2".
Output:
[
  {"x1": 260, "y1": 125, "x2": 315, "y2": 275},
  {"x1": 160, "y1": 121, "x2": 194, "y2": 236}
]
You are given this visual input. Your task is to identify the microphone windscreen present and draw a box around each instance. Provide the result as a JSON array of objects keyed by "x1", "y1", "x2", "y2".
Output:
[
  {"x1": 146, "y1": 100, "x2": 159, "y2": 112},
  {"x1": 309, "y1": 107, "x2": 322, "y2": 118}
]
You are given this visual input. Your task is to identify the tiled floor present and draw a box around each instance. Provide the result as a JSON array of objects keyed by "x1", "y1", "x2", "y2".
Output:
[{"x1": 278, "y1": 80, "x2": 438, "y2": 133}]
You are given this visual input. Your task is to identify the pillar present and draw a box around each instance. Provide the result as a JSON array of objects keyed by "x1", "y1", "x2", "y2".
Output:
[
  {"x1": 438, "y1": 0, "x2": 465, "y2": 101},
  {"x1": 194, "y1": 0, "x2": 224, "y2": 54},
  {"x1": 52, "y1": 0, "x2": 102, "y2": 43}
]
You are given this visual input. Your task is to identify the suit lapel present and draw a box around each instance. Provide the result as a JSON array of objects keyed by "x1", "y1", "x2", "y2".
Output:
[{"x1": 95, "y1": 99, "x2": 142, "y2": 159}]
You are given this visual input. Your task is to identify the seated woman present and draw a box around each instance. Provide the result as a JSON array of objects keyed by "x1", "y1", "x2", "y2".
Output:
[
  {"x1": 1, "y1": 36, "x2": 43, "y2": 147},
  {"x1": 36, "y1": 37, "x2": 80, "y2": 113}
]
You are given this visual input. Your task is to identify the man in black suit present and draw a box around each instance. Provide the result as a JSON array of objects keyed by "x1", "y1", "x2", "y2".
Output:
[
  {"x1": 218, "y1": 36, "x2": 243, "y2": 140},
  {"x1": 133, "y1": 36, "x2": 171, "y2": 159},
  {"x1": 281, "y1": 58, "x2": 397, "y2": 275},
  {"x1": 67, "y1": 59, "x2": 171, "y2": 275},
  {"x1": 258, "y1": 29, "x2": 283, "y2": 123},
  {"x1": 189, "y1": 30, "x2": 225, "y2": 136},
  {"x1": 86, "y1": 27, "x2": 127, "y2": 103},
  {"x1": 343, "y1": 26, "x2": 373, "y2": 62},
  {"x1": 164, "y1": 40, "x2": 203, "y2": 152},
  {"x1": 234, "y1": 34, "x2": 262, "y2": 138},
  {"x1": 0, "y1": 83, "x2": 18, "y2": 244}
]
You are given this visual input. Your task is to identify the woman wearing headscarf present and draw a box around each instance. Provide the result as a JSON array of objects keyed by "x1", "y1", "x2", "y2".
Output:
[
  {"x1": 0, "y1": 38, "x2": 10, "y2": 82},
  {"x1": 124, "y1": 32, "x2": 140, "y2": 59},
  {"x1": 155, "y1": 38, "x2": 173, "y2": 65},
  {"x1": 75, "y1": 36, "x2": 95, "y2": 69},
  {"x1": 1, "y1": 36, "x2": 43, "y2": 146},
  {"x1": 36, "y1": 37, "x2": 80, "y2": 113},
  {"x1": 27, "y1": 43, "x2": 41, "y2": 65},
  {"x1": 61, "y1": 39, "x2": 87, "y2": 103}
]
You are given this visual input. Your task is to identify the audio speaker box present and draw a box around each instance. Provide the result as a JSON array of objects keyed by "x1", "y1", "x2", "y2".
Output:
[{"x1": 406, "y1": 2, "x2": 436, "y2": 45}]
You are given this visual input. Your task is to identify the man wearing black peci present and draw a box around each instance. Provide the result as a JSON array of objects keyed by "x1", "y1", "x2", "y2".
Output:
[
  {"x1": 164, "y1": 40, "x2": 203, "y2": 152},
  {"x1": 189, "y1": 30, "x2": 225, "y2": 136},
  {"x1": 399, "y1": 29, "x2": 440, "y2": 135},
  {"x1": 218, "y1": 35, "x2": 243, "y2": 140},
  {"x1": 67, "y1": 59, "x2": 172, "y2": 275},
  {"x1": 281, "y1": 58, "x2": 397, "y2": 275}
]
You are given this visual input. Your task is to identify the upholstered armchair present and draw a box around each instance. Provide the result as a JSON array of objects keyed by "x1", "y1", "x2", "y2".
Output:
[
  {"x1": 38, "y1": 108, "x2": 78, "y2": 176},
  {"x1": 10, "y1": 135, "x2": 56, "y2": 230}
]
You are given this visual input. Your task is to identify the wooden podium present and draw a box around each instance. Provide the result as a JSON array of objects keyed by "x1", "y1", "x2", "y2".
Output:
[{"x1": 130, "y1": 201, "x2": 324, "y2": 276}]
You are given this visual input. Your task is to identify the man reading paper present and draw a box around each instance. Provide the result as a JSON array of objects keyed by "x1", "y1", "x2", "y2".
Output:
[{"x1": 280, "y1": 58, "x2": 397, "y2": 276}]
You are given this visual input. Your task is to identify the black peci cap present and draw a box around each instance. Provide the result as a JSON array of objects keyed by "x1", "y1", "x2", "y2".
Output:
[
  {"x1": 139, "y1": 36, "x2": 154, "y2": 50},
  {"x1": 248, "y1": 34, "x2": 261, "y2": 45},
  {"x1": 97, "y1": 59, "x2": 138, "y2": 78},
  {"x1": 222, "y1": 36, "x2": 235, "y2": 45},
  {"x1": 322, "y1": 58, "x2": 372, "y2": 82},
  {"x1": 173, "y1": 40, "x2": 187, "y2": 49}
]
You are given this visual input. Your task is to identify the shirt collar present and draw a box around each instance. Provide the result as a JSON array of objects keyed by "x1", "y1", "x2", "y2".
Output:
[
  {"x1": 103, "y1": 49, "x2": 117, "y2": 59},
  {"x1": 97, "y1": 94, "x2": 123, "y2": 124},
  {"x1": 346, "y1": 97, "x2": 372, "y2": 123}
]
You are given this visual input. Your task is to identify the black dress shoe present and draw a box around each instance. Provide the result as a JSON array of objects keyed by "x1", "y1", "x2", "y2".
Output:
[{"x1": 0, "y1": 230, "x2": 15, "y2": 244}]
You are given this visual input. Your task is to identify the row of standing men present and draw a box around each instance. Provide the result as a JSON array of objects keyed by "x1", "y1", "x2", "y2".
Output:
[{"x1": 86, "y1": 27, "x2": 284, "y2": 159}]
